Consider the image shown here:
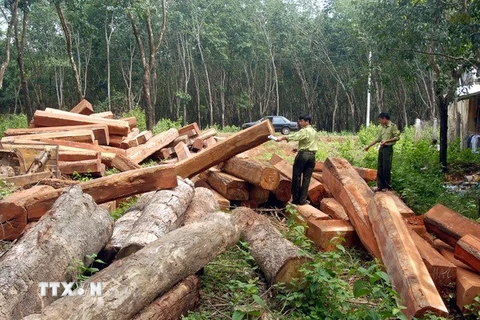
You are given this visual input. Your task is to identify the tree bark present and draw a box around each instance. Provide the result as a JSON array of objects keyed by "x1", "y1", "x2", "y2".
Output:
[
  {"x1": 184, "y1": 187, "x2": 219, "y2": 225},
  {"x1": 116, "y1": 179, "x2": 195, "y2": 259},
  {"x1": 219, "y1": 156, "x2": 280, "y2": 191},
  {"x1": 24, "y1": 212, "x2": 240, "y2": 320},
  {"x1": 232, "y1": 207, "x2": 312, "y2": 285},
  {"x1": 0, "y1": 186, "x2": 114, "y2": 320},
  {"x1": 132, "y1": 275, "x2": 200, "y2": 320}
]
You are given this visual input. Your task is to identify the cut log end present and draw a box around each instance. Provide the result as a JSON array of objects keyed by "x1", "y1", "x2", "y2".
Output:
[{"x1": 274, "y1": 256, "x2": 312, "y2": 285}]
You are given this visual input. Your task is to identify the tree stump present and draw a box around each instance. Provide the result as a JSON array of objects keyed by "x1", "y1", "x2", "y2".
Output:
[{"x1": 0, "y1": 186, "x2": 114, "y2": 320}]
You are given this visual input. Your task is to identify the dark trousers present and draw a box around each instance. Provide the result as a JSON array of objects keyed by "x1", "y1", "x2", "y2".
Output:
[
  {"x1": 292, "y1": 150, "x2": 316, "y2": 204},
  {"x1": 377, "y1": 145, "x2": 393, "y2": 190}
]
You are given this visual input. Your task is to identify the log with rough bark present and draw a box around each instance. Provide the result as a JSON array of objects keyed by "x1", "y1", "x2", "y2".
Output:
[
  {"x1": 0, "y1": 186, "x2": 114, "y2": 320},
  {"x1": 19, "y1": 164, "x2": 177, "y2": 221},
  {"x1": 33, "y1": 109, "x2": 130, "y2": 135},
  {"x1": 322, "y1": 157, "x2": 381, "y2": 258},
  {"x1": 184, "y1": 187, "x2": 219, "y2": 225},
  {"x1": 23, "y1": 211, "x2": 241, "y2": 320},
  {"x1": 126, "y1": 128, "x2": 179, "y2": 164},
  {"x1": 368, "y1": 193, "x2": 448, "y2": 319},
  {"x1": 99, "y1": 192, "x2": 156, "y2": 264},
  {"x1": 424, "y1": 204, "x2": 480, "y2": 248},
  {"x1": 175, "y1": 121, "x2": 274, "y2": 178},
  {"x1": 219, "y1": 156, "x2": 280, "y2": 191},
  {"x1": 454, "y1": 234, "x2": 480, "y2": 273},
  {"x1": 249, "y1": 184, "x2": 270, "y2": 205},
  {"x1": 193, "y1": 179, "x2": 230, "y2": 211},
  {"x1": 269, "y1": 153, "x2": 325, "y2": 204},
  {"x1": 70, "y1": 98, "x2": 94, "y2": 115},
  {"x1": 132, "y1": 275, "x2": 201, "y2": 320},
  {"x1": 116, "y1": 179, "x2": 195, "y2": 259},
  {"x1": 202, "y1": 168, "x2": 250, "y2": 201},
  {"x1": 232, "y1": 207, "x2": 312, "y2": 285}
]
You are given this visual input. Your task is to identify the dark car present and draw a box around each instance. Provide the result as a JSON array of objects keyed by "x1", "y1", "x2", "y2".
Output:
[{"x1": 241, "y1": 116, "x2": 299, "y2": 135}]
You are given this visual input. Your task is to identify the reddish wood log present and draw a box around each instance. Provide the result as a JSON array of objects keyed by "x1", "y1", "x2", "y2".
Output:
[
  {"x1": 174, "y1": 141, "x2": 191, "y2": 161},
  {"x1": 0, "y1": 186, "x2": 114, "y2": 320},
  {"x1": 175, "y1": 121, "x2": 274, "y2": 179},
  {"x1": 178, "y1": 123, "x2": 200, "y2": 136},
  {"x1": 232, "y1": 207, "x2": 312, "y2": 285},
  {"x1": 322, "y1": 157, "x2": 381, "y2": 258},
  {"x1": 1, "y1": 130, "x2": 96, "y2": 144},
  {"x1": 126, "y1": 128, "x2": 179, "y2": 164},
  {"x1": 116, "y1": 179, "x2": 195, "y2": 259},
  {"x1": 219, "y1": 156, "x2": 280, "y2": 191},
  {"x1": 271, "y1": 176, "x2": 291, "y2": 202},
  {"x1": 424, "y1": 204, "x2": 480, "y2": 248},
  {"x1": 4, "y1": 124, "x2": 110, "y2": 145},
  {"x1": 249, "y1": 184, "x2": 270, "y2": 205},
  {"x1": 132, "y1": 275, "x2": 201, "y2": 320},
  {"x1": 202, "y1": 169, "x2": 249, "y2": 201},
  {"x1": 70, "y1": 99, "x2": 94, "y2": 115},
  {"x1": 320, "y1": 197, "x2": 348, "y2": 220},
  {"x1": 369, "y1": 193, "x2": 448, "y2": 318},
  {"x1": 21, "y1": 165, "x2": 177, "y2": 221},
  {"x1": 454, "y1": 234, "x2": 480, "y2": 273},
  {"x1": 24, "y1": 212, "x2": 240, "y2": 320},
  {"x1": 34, "y1": 109, "x2": 130, "y2": 135}
]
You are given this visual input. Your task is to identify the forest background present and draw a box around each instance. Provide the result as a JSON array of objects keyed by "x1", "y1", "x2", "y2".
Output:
[{"x1": 0, "y1": 0, "x2": 478, "y2": 138}]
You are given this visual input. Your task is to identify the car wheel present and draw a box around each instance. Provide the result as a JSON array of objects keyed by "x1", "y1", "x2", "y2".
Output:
[{"x1": 281, "y1": 127, "x2": 290, "y2": 135}]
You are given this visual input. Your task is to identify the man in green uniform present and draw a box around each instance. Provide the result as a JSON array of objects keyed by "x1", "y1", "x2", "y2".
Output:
[
  {"x1": 275, "y1": 114, "x2": 317, "y2": 205},
  {"x1": 363, "y1": 112, "x2": 400, "y2": 192}
]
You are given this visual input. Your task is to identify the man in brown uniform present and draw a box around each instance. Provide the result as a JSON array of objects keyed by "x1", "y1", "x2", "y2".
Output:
[{"x1": 363, "y1": 112, "x2": 400, "y2": 192}]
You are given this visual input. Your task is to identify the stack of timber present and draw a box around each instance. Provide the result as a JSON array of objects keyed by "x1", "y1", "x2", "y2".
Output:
[{"x1": 0, "y1": 100, "x2": 221, "y2": 180}]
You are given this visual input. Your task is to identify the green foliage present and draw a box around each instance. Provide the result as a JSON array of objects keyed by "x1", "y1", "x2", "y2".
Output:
[
  {"x1": 152, "y1": 117, "x2": 183, "y2": 135},
  {"x1": 121, "y1": 106, "x2": 147, "y2": 132},
  {"x1": 71, "y1": 171, "x2": 93, "y2": 182},
  {"x1": 111, "y1": 197, "x2": 137, "y2": 220},
  {"x1": 68, "y1": 254, "x2": 105, "y2": 283},
  {"x1": 463, "y1": 295, "x2": 480, "y2": 319},
  {"x1": 0, "y1": 180, "x2": 15, "y2": 199},
  {"x1": 213, "y1": 124, "x2": 241, "y2": 133},
  {"x1": 0, "y1": 114, "x2": 28, "y2": 139}
]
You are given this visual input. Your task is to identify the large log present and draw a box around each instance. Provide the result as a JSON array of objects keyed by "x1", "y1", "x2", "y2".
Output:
[
  {"x1": 202, "y1": 168, "x2": 250, "y2": 201},
  {"x1": 368, "y1": 193, "x2": 448, "y2": 319},
  {"x1": 19, "y1": 164, "x2": 177, "y2": 221},
  {"x1": 34, "y1": 109, "x2": 130, "y2": 135},
  {"x1": 0, "y1": 186, "x2": 114, "y2": 320},
  {"x1": 232, "y1": 207, "x2": 312, "y2": 285},
  {"x1": 132, "y1": 275, "x2": 201, "y2": 320},
  {"x1": 219, "y1": 156, "x2": 280, "y2": 191},
  {"x1": 24, "y1": 212, "x2": 241, "y2": 320},
  {"x1": 116, "y1": 179, "x2": 195, "y2": 259},
  {"x1": 269, "y1": 153, "x2": 325, "y2": 204},
  {"x1": 99, "y1": 192, "x2": 156, "y2": 264},
  {"x1": 4, "y1": 124, "x2": 109, "y2": 145},
  {"x1": 454, "y1": 234, "x2": 480, "y2": 273},
  {"x1": 126, "y1": 128, "x2": 179, "y2": 164},
  {"x1": 175, "y1": 121, "x2": 274, "y2": 178},
  {"x1": 322, "y1": 157, "x2": 381, "y2": 258},
  {"x1": 271, "y1": 176, "x2": 292, "y2": 202},
  {"x1": 0, "y1": 186, "x2": 54, "y2": 240},
  {"x1": 184, "y1": 187, "x2": 219, "y2": 225},
  {"x1": 424, "y1": 204, "x2": 480, "y2": 247}
]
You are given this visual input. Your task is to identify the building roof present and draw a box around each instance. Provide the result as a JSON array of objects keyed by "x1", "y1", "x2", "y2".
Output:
[{"x1": 456, "y1": 84, "x2": 480, "y2": 100}]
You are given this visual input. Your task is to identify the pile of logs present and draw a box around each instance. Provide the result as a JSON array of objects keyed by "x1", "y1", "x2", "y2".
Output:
[{"x1": 0, "y1": 105, "x2": 479, "y2": 319}]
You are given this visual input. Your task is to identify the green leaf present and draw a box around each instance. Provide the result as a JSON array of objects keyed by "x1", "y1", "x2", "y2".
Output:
[
  {"x1": 232, "y1": 310, "x2": 245, "y2": 320},
  {"x1": 353, "y1": 280, "x2": 370, "y2": 298},
  {"x1": 252, "y1": 294, "x2": 266, "y2": 308}
]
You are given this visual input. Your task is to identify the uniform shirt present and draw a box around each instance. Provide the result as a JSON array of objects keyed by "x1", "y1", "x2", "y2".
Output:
[
  {"x1": 374, "y1": 121, "x2": 400, "y2": 146},
  {"x1": 286, "y1": 124, "x2": 318, "y2": 152}
]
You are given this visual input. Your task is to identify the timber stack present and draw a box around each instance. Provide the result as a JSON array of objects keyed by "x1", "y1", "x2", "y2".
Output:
[{"x1": 0, "y1": 100, "x2": 479, "y2": 319}]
